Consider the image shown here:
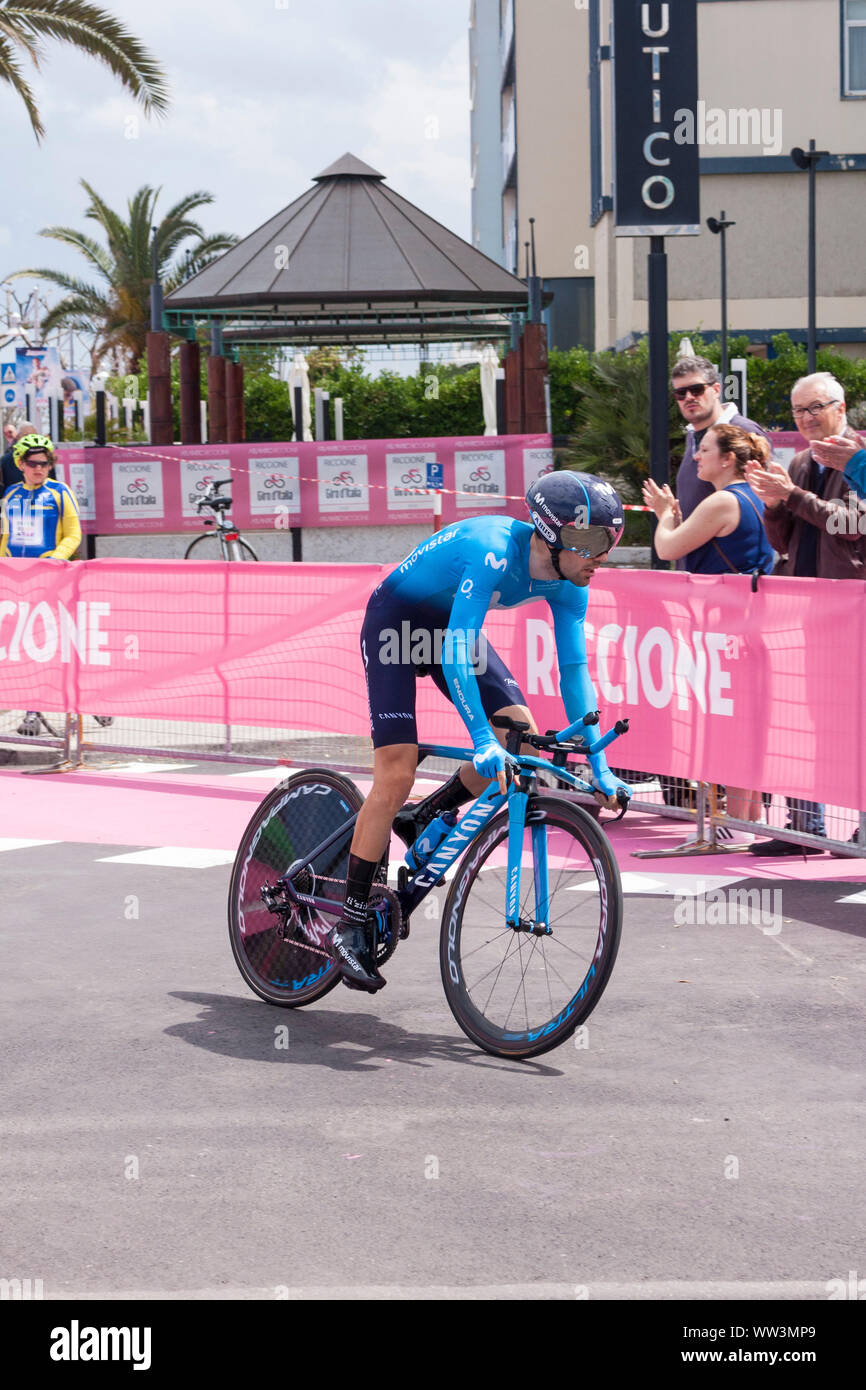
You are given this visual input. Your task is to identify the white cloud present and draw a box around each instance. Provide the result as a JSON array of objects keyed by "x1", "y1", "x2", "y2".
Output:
[{"x1": 0, "y1": 0, "x2": 472, "y2": 300}]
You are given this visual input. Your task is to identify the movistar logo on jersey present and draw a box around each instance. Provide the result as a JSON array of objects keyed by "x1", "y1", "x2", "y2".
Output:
[
  {"x1": 485, "y1": 552, "x2": 508, "y2": 572},
  {"x1": 397, "y1": 527, "x2": 458, "y2": 575}
]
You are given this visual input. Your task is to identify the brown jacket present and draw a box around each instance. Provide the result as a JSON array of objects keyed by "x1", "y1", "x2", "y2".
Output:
[{"x1": 763, "y1": 427, "x2": 866, "y2": 579}]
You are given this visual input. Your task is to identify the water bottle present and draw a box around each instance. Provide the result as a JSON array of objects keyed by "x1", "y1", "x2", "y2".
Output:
[{"x1": 405, "y1": 811, "x2": 458, "y2": 873}]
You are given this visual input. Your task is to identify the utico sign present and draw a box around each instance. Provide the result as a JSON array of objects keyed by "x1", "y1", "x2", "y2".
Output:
[{"x1": 612, "y1": 1, "x2": 700, "y2": 236}]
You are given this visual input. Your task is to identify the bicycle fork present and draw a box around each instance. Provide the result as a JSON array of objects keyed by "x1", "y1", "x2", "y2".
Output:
[{"x1": 505, "y1": 781, "x2": 552, "y2": 936}]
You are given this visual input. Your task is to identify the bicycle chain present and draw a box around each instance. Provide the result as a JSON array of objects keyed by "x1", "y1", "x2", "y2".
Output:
[{"x1": 275, "y1": 876, "x2": 407, "y2": 966}]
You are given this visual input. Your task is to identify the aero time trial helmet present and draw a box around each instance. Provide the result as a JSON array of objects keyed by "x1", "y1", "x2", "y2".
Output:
[
  {"x1": 13, "y1": 433, "x2": 54, "y2": 469},
  {"x1": 526, "y1": 470, "x2": 625, "y2": 559}
]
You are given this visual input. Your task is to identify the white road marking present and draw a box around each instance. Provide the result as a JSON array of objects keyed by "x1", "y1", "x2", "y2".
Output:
[
  {"x1": 568, "y1": 872, "x2": 747, "y2": 896},
  {"x1": 96, "y1": 762, "x2": 197, "y2": 774},
  {"x1": 0, "y1": 838, "x2": 61, "y2": 853},
  {"x1": 96, "y1": 847, "x2": 236, "y2": 868}
]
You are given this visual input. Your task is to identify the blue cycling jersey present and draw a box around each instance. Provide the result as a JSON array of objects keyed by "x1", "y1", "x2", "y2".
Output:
[{"x1": 371, "y1": 515, "x2": 601, "y2": 758}]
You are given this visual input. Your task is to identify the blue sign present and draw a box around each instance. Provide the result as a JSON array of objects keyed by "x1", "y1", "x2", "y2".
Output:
[
  {"x1": 4, "y1": 387, "x2": 15, "y2": 403},
  {"x1": 1, "y1": 364, "x2": 16, "y2": 384},
  {"x1": 426, "y1": 462, "x2": 443, "y2": 490}
]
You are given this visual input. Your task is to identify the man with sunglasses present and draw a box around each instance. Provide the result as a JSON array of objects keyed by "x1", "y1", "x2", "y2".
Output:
[
  {"x1": 327, "y1": 470, "x2": 633, "y2": 992},
  {"x1": 671, "y1": 357, "x2": 769, "y2": 561}
]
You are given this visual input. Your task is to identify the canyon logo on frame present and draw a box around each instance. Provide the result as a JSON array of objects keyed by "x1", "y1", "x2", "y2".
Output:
[
  {"x1": 180, "y1": 458, "x2": 232, "y2": 518},
  {"x1": 111, "y1": 458, "x2": 165, "y2": 522},
  {"x1": 386, "y1": 451, "x2": 437, "y2": 512},
  {"x1": 523, "y1": 447, "x2": 555, "y2": 497},
  {"x1": 317, "y1": 454, "x2": 369, "y2": 514},
  {"x1": 455, "y1": 449, "x2": 505, "y2": 509},
  {"x1": 249, "y1": 455, "x2": 300, "y2": 517}
]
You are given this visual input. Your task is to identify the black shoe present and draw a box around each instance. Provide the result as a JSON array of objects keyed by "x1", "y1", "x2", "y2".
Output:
[
  {"x1": 328, "y1": 922, "x2": 386, "y2": 993},
  {"x1": 747, "y1": 836, "x2": 825, "y2": 857},
  {"x1": 392, "y1": 802, "x2": 425, "y2": 850}
]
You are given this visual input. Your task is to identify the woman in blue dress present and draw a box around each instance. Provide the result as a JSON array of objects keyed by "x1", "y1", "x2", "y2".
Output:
[
  {"x1": 643, "y1": 423, "x2": 775, "y2": 577},
  {"x1": 642, "y1": 423, "x2": 775, "y2": 824}
]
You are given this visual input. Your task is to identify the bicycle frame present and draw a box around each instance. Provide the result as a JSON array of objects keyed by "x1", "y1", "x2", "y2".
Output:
[
  {"x1": 194, "y1": 479, "x2": 246, "y2": 560},
  {"x1": 277, "y1": 740, "x2": 614, "y2": 932}
]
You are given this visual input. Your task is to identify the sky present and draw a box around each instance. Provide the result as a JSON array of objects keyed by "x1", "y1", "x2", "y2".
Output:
[{"x1": 0, "y1": 0, "x2": 472, "y2": 355}]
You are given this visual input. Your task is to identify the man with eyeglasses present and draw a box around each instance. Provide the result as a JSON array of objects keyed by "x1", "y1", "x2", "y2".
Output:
[
  {"x1": 653, "y1": 358, "x2": 768, "y2": 813},
  {"x1": 744, "y1": 373, "x2": 866, "y2": 855},
  {"x1": 670, "y1": 356, "x2": 768, "y2": 564}
]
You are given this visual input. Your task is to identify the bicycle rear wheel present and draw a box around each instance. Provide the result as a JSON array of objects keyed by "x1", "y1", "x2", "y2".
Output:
[
  {"x1": 440, "y1": 794, "x2": 622, "y2": 1059},
  {"x1": 228, "y1": 769, "x2": 361, "y2": 1007},
  {"x1": 185, "y1": 534, "x2": 258, "y2": 560}
]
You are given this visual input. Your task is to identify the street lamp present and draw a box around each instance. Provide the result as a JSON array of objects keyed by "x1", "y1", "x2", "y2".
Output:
[
  {"x1": 791, "y1": 139, "x2": 829, "y2": 373},
  {"x1": 706, "y1": 211, "x2": 736, "y2": 390}
]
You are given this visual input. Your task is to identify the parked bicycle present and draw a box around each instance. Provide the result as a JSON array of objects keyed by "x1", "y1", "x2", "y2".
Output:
[
  {"x1": 185, "y1": 478, "x2": 258, "y2": 561},
  {"x1": 228, "y1": 711, "x2": 629, "y2": 1059}
]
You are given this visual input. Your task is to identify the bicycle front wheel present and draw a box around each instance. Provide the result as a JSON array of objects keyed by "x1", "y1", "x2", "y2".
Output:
[{"x1": 440, "y1": 794, "x2": 622, "y2": 1059}]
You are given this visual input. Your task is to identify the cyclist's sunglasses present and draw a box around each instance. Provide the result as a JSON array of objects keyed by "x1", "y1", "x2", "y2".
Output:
[
  {"x1": 673, "y1": 382, "x2": 711, "y2": 401},
  {"x1": 560, "y1": 523, "x2": 622, "y2": 558}
]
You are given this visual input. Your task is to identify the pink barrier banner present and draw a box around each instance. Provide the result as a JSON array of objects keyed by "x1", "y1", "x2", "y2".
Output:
[
  {"x1": 52, "y1": 430, "x2": 862, "y2": 538},
  {"x1": 1, "y1": 560, "x2": 863, "y2": 807},
  {"x1": 52, "y1": 435, "x2": 556, "y2": 535}
]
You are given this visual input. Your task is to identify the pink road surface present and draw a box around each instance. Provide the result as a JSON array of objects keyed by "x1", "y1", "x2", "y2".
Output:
[{"x1": 2, "y1": 766, "x2": 864, "y2": 884}]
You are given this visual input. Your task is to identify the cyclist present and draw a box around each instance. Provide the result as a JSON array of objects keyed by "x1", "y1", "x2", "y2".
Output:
[
  {"x1": 329, "y1": 470, "x2": 633, "y2": 993},
  {"x1": 1, "y1": 434, "x2": 82, "y2": 736}
]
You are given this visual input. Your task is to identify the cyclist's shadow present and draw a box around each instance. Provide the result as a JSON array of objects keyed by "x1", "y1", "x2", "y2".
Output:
[{"x1": 166, "y1": 991, "x2": 564, "y2": 1076}]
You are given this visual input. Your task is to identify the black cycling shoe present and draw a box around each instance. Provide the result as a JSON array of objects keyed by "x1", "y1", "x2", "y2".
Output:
[
  {"x1": 328, "y1": 922, "x2": 387, "y2": 993},
  {"x1": 392, "y1": 803, "x2": 426, "y2": 850}
]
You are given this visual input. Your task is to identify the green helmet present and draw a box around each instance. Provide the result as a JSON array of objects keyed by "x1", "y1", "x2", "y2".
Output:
[{"x1": 13, "y1": 433, "x2": 54, "y2": 468}]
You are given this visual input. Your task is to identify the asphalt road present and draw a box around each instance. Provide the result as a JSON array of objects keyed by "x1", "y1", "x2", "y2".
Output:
[{"x1": 2, "y1": 832, "x2": 863, "y2": 1301}]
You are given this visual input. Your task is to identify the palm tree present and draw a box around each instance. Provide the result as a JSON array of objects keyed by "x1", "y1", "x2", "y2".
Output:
[
  {"x1": 0, "y1": 0, "x2": 169, "y2": 140},
  {"x1": 10, "y1": 181, "x2": 238, "y2": 372}
]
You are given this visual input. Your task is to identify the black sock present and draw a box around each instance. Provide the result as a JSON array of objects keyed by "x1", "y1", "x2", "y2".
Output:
[
  {"x1": 341, "y1": 853, "x2": 379, "y2": 929},
  {"x1": 415, "y1": 771, "x2": 474, "y2": 827}
]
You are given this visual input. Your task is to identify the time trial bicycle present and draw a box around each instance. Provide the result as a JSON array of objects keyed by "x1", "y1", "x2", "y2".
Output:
[{"x1": 228, "y1": 712, "x2": 629, "y2": 1060}]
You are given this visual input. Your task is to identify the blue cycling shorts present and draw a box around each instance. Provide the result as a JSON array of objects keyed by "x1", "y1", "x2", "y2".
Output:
[{"x1": 360, "y1": 590, "x2": 527, "y2": 748}]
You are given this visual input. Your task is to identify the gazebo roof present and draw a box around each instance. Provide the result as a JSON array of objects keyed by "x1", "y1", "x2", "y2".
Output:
[{"x1": 164, "y1": 154, "x2": 535, "y2": 342}]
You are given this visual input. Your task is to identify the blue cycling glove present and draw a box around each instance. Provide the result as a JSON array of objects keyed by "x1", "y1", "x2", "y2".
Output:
[
  {"x1": 472, "y1": 734, "x2": 508, "y2": 782},
  {"x1": 588, "y1": 754, "x2": 632, "y2": 802}
]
